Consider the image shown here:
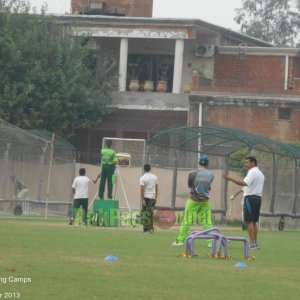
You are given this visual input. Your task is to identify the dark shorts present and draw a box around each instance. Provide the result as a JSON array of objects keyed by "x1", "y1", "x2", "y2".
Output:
[
  {"x1": 142, "y1": 198, "x2": 155, "y2": 210},
  {"x1": 142, "y1": 198, "x2": 155, "y2": 231},
  {"x1": 73, "y1": 198, "x2": 88, "y2": 221},
  {"x1": 243, "y1": 195, "x2": 261, "y2": 223}
]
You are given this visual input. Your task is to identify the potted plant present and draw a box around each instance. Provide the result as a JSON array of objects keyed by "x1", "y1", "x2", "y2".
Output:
[
  {"x1": 127, "y1": 63, "x2": 139, "y2": 91},
  {"x1": 144, "y1": 59, "x2": 154, "y2": 92},
  {"x1": 156, "y1": 63, "x2": 168, "y2": 92},
  {"x1": 183, "y1": 81, "x2": 192, "y2": 93}
]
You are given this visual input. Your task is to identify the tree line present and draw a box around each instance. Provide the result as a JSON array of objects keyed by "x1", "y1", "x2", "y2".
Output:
[
  {"x1": 235, "y1": 0, "x2": 300, "y2": 46},
  {"x1": 0, "y1": 0, "x2": 117, "y2": 140},
  {"x1": 1, "y1": 0, "x2": 300, "y2": 142}
]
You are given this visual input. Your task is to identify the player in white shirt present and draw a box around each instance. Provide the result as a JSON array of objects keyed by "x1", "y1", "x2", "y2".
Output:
[
  {"x1": 224, "y1": 156, "x2": 265, "y2": 249},
  {"x1": 70, "y1": 168, "x2": 94, "y2": 225},
  {"x1": 140, "y1": 164, "x2": 158, "y2": 233}
]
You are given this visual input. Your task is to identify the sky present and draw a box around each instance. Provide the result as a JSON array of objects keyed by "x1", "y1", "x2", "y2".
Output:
[{"x1": 29, "y1": 0, "x2": 242, "y2": 31}]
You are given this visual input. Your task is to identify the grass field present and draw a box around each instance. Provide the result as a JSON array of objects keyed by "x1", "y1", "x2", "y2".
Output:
[{"x1": 0, "y1": 217, "x2": 300, "y2": 300}]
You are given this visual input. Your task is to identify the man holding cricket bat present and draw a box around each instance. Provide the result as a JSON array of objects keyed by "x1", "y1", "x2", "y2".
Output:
[{"x1": 223, "y1": 156, "x2": 265, "y2": 249}]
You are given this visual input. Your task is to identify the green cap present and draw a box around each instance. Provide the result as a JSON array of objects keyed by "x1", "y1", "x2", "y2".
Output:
[{"x1": 199, "y1": 155, "x2": 209, "y2": 165}]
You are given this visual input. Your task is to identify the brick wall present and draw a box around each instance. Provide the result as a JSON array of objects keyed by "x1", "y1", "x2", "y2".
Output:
[
  {"x1": 71, "y1": 0, "x2": 153, "y2": 17},
  {"x1": 214, "y1": 54, "x2": 285, "y2": 90},
  {"x1": 294, "y1": 57, "x2": 300, "y2": 77},
  {"x1": 193, "y1": 55, "x2": 300, "y2": 95},
  {"x1": 198, "y1": 105, "x2": 300, "y2": 142}
]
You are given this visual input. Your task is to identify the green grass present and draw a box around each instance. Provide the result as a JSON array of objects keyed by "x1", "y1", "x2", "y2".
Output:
[{"x1": 0, "y1": 217, "x2": 300, "y2": 300}]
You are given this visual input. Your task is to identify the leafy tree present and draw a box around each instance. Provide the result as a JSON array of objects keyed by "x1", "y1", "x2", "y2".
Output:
[
  {"x1": 0, "y1": 0, "x2": 117, "y2": 139},
  {"x1": 234, "y1": 0, "x2": 300, "y2": 46},
  {"x1": 229, "y1": 147, "x2": 250, "y2": 172}
]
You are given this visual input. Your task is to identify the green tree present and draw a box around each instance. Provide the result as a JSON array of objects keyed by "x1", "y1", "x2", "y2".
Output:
[
  {"x1": 234, "y1": 0, "x2": 299, "y2": 46},
  {"x1": 0, "y1": 0, "x2": 117, "y2": 139}
]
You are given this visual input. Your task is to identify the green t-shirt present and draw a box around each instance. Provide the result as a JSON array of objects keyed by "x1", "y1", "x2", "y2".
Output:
[{"x1": 101, "y1": 148, "x2": 117, "y2": 165}]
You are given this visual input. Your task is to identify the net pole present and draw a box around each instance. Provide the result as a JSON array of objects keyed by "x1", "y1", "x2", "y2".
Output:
[
  {"x1": 117, "y1": 168, "x2": 131, "y2": 211},
  {"x1": 44, "y1": 132, "x2": 55, "y2": 219},
  {"x1": 171, "y1": 149, "x2": 178, "y2": 209},
  {"x1": 88, "y1": 191, "x2": 98, "y2": 211}
]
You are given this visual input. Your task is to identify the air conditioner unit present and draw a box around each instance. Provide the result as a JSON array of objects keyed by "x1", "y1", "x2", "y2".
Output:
[{"x1": 195, "y1": 44, "x2": 215, "y2": 57}]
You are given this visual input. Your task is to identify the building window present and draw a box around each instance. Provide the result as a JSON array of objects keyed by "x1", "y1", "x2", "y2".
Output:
[
  {"x1": 277, "y1": 108, "x2": 291, "y2": 121},
  {"x1": 127, "y1": 54, "x2": 174, "y2": 92}
]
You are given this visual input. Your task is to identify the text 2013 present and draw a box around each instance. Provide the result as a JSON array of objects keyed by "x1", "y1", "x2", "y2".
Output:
[{"x1": 0, "y1": 292, "x2": 21, "y2": 298}]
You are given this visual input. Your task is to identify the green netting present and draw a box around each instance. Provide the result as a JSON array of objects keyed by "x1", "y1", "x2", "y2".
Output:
[
  {"x1": 149, "y1": 125, "x2": 300, "y2": 158},
  {"x1": 147, "y1": 125, "x2": 300, "y2": 229},
  {"x1": 28, "y1": 129, "x2": 75, "y2": 151}
]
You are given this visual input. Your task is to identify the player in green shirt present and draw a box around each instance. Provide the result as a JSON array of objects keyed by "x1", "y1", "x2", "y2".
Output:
[{"x1": 95, "y1": 139, "x2": 117, "y2": 199}]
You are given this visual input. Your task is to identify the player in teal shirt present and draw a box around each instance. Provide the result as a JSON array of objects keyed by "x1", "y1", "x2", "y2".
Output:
[{"x1": 172, "y1": 155, "x2": 214, "y2": 247}]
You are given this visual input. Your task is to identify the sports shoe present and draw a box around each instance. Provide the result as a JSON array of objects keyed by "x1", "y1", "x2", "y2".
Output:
[
  {"x1": 249, "y1": 242, "x2": 259, "y2": 250},
  {"x1": 172, "y1": 241, "x2": 184, "y2": 246}
]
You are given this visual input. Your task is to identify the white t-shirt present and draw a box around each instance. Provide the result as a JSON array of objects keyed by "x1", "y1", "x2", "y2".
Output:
[
  {"x1": 72, "y1": 176, "x2": 93, "y2": 199},
  {"x1": 243, "y1": 166, "x2": 265, "y2": 196},
  {"x1": 139, "y1": 172, "x2": 158, "y2": 199}
]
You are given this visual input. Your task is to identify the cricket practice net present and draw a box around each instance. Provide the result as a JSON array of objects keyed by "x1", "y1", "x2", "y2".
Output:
[{"x1": 0, "y1": 120, "x2": 76, "y2": 217}]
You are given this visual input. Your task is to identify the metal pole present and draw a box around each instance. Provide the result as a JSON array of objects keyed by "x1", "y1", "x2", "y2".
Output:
[
  {"x1": 37, "y1": 146, "x2": 46, "y2": 201},
  {"x1": 1, "y1": 142, "x2": 10, "y2": 199},
  {"x1": 292, "y1": 158, "x2": 298, "y2": 215},
  {"x1": 269, "y1": 153, "x2": 276, "y2": 214},
  {"x1": 224, "y1": 156, "x2": 229, "y2": 216},
  {"x1": 117, "y1": 168, "x2": 131, "y2": 211},
  {"x1": 44, "y1": 132, "x2": 55, "y2": 219},
  {"x1": 171, "y1": 149, "x2": 178, "y2": 209}
]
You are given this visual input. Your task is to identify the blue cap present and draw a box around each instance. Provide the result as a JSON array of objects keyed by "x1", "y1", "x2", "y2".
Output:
[{"x1": 199, "y1": 155, "x2": 209, "y2": 165}]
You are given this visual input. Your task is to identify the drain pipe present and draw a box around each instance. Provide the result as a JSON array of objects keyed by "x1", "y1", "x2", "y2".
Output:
[{"x1": 284, "y1": 55, "x2": 289, "y2": 90}]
